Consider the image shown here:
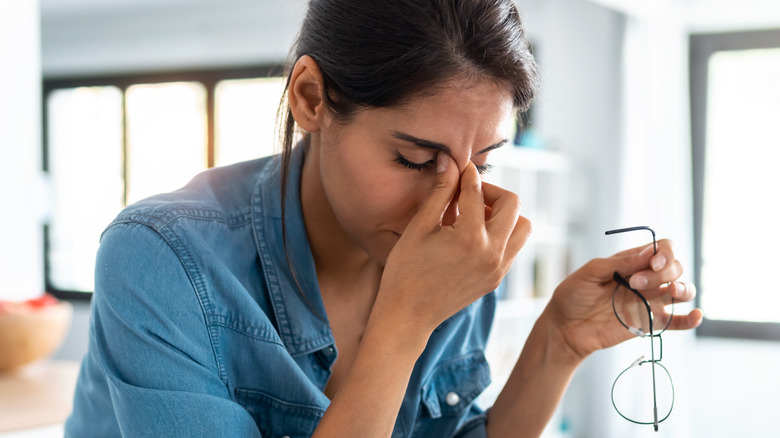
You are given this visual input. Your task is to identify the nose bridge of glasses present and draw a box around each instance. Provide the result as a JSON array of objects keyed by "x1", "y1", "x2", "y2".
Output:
[{"x1": 652, "y1": 332, "x2": 664, "y2": 362}]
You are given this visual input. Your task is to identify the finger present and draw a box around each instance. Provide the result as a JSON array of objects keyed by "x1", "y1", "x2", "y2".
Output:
[
  {"x1": 409, "y1": 153, "x2": 460, "y2": 229},
  {"x1": 648, "y1": 239, "x2": 675, "y2": 272},
  {"x1": 482, "y1": 180, "x2": 522, "y2": 236},
  {"x1": 642, "y1": 281, "x2": 697, "y2": 303},
  {"x1": 453, "y1": 162, "x2": 485, "y2": 226},
  {"x1": 608, "y1": 237, "x2": 667, "y2": 260},
  {"x1": 629, "y1": 259, "x2": 683, "y2": 290},
  {"x1": 503, "y1": 214, "x2": 532, "y2": 260},
  {"x1": 607, "y1": 239, "x2": 677, "y2": 286},
  {"x1": 664, "y1": 308, "x2": 703, "y2": 331}
]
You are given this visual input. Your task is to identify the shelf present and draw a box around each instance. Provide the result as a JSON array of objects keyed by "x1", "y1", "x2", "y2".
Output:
[{"x1": 491, "y1": 146, "x2": 570, "y2": 173}]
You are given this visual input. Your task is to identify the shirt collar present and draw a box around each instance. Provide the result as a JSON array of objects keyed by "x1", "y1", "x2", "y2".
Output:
[{"x1": 252, "y1": 144, "x2": 334, "y2": 356}]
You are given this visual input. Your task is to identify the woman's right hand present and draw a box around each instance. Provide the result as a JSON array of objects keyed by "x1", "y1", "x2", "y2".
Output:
[{"x1": 373, "y1": 153, "x2": 532, "y2": 336}]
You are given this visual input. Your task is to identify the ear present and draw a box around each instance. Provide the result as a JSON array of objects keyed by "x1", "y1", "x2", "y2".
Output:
[{"x1": 288, "y1": 55, "x2": 328, "y2": 132}]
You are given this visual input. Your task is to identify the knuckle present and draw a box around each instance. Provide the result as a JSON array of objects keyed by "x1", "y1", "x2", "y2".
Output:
[
  {"x1": 674, "y1": 259, "x2": 684, "y2": 276},
  {"x1": 432, "y1": 177, "x2": 451, "y2": 192},
  {"x1": 585, "y1": 257, "x2": 611, "y2": 276},
  {"x1": 504, "y1": 191, "x2": 521, "y2": 208},
  {"x1": 463, "y1": 181, "x2": 482, "y2": 195},
  {"x1": 456, "y1": 230, "x2": 486, "y2": 253},
  {"x1": 517, "y1": 215, "x2": 532, "y2": 233},
  {"x1": 486, "y1": 250, "x2": 502, "y2": 271}
]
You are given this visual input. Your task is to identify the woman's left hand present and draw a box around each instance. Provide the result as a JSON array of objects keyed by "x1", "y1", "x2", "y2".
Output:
[{"x1": 544, "y1": 239, "x2": 703, "y2": 359}]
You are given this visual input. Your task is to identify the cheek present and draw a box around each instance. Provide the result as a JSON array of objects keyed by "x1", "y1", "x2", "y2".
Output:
[
  {"x1": 352, "y1": 171, "x2": 429, "y2": 223},
  {"x1": 318, "y1": 143, "x2": 432, "y2": 227}
]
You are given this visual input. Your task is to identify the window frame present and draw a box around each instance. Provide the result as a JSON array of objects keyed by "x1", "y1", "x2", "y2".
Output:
[
  {"x1": 42, "y1": 64, "x2": 285, "y2": 300},
  {"x1": 690, "y1": 28, "x2": 780, "y2": 340}
]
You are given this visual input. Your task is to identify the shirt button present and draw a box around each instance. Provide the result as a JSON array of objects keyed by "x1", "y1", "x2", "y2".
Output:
[{"x1": 445, "y1": 391, "x2": 460, "y2": 406}]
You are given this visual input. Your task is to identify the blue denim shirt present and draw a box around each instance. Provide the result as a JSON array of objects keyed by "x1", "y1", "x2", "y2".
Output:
[{"x1": 66, "y1": 145, "x2": 496, "y2": 438}]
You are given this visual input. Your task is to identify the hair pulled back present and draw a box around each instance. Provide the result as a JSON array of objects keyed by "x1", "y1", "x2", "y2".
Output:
[{"x1": 278, "y1": 0, "x2": 539, "y2": 189}]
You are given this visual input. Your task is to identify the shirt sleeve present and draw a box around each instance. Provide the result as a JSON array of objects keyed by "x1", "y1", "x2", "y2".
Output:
[{"x1": 66, "y1": 222, "x2": 262, "y2": 438}]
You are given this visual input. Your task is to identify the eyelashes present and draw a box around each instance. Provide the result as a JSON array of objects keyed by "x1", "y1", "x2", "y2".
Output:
[
  {"x1": 393, "y1": 153, "x2": 434, "y2": 172},
  {"x1": 393, "y1": 152, "x2": 492, "y2": 174},
  {"x1": 476, "y1": 163, "x2": 493, "y2": 174}
]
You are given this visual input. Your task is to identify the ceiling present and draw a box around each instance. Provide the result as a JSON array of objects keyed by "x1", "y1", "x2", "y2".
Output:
[{"x1": 39, "y1": 0, "x2": 257, "y2": 18}]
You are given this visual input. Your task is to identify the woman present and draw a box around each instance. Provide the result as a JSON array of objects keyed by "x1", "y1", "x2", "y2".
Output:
[{"x1": 66, "y1": 0, "x2": 702, "y2": 437}]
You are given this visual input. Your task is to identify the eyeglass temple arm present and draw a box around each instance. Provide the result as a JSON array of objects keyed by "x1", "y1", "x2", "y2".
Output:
[{"x1": 605, "y1": 226, "x2": 657, "y2": 255}]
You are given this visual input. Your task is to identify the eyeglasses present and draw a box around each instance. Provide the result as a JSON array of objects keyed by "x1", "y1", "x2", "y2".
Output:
[{"x1": 605, "y1": 226, "x2": 675, "y2": 432}]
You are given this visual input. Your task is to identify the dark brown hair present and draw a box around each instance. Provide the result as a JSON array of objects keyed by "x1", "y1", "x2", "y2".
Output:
[
  {"x1": 276, "y1": 0, "x2": 539, "y2": 308},
  {"x1": 279, "y1": 0, "x2": 538, "y2": 191}
]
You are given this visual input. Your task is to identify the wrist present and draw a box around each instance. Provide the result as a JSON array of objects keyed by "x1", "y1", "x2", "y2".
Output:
[
  {"x1": 362, "y1": 308, "x2": 432, "y2": 359},
  {"x1": 537, "y1": 306, "x2": 590, "y2": 366}
]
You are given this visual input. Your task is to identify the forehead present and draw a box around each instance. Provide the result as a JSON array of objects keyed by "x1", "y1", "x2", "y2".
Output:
[{"x1": 365, "y1": 78, "x2": 515, "y2": 160}]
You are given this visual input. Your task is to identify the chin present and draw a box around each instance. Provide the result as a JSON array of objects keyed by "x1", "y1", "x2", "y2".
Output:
[{"x1": 367, "y1": 232, "x2": 400, "y2": 268}]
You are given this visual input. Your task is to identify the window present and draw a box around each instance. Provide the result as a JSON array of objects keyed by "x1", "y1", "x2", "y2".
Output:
[
  {"x1": 690, "y1": 29, "x2": 780, "y2": 339},
  {"x1": 43, "y1": 66, "x2": 286, "y2": 298}
]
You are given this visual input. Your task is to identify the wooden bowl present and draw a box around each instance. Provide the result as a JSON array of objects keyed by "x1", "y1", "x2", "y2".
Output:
[{"x1": 0, "y1": 300, "x2": 73, "y2": 372}]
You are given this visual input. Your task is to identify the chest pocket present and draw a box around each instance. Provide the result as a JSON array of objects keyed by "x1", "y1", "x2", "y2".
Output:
[
  {"x1": 420, "y1": 351, "x2": 492, "y2": 419},
  {"x1": 235, "y1": 388, "x2": 325, "y2": 438}
]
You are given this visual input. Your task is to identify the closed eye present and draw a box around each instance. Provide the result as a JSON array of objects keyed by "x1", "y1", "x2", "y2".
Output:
[
  {"x1": 394, "y1": 152, "x2": 493, "y2": 174},
  {"x1": 393, "y1": 152, "x2": 434, "y2": 172}
]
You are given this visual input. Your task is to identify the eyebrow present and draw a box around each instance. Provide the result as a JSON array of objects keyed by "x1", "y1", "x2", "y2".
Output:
[{"x1": 391, "y1": 131, "x2": 507, "y2": 156}]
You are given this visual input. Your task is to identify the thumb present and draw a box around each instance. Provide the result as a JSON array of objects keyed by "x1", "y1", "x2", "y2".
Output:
[{"x1": 410, "y1": 153, "x2": 460, "y2": 228}]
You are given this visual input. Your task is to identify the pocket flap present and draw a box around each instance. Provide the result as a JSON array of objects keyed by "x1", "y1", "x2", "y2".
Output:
[
  {"x1": 235, "y1": 388, "x2": 325, "y2": 438},
  {"x1": 421, "y1": 351, "x2": 491, "y2": 419}
]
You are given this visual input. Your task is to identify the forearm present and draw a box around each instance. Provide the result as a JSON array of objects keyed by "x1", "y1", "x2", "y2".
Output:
[
  {"x1": 486, "y1": 308, "x2": 584, "y2": 437},
  {"x1": 312, "y1": 315, "x2": 430, "y2": 438}
]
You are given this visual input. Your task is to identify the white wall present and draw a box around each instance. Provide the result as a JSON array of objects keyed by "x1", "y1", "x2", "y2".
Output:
[
  {"x1": 41, "y1": 0, "x2": 307, "y2": 77},
  {"x1": 0, "y1": 0, "x2": 46, "y2": 302}
]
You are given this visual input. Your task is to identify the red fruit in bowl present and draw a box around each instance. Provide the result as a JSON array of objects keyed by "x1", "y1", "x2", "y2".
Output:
[
  {"x1": 0, "y1": 294, "x2": 59, "y2": 313},
  {"x1": 25, "y1": 294, "x2": 59, "y2": 308},
  {"x1": 0, "y1": 294, "x2": 72, "y2": 371}
]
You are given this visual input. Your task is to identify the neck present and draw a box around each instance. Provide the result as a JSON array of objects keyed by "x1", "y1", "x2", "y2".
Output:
[{"x1": 300, "y1": 134, "x2": 376, "y2": 278}]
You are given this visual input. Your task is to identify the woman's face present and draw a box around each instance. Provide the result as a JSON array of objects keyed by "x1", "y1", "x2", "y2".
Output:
[{"x1": 314, "y1": 78, "x2": 514, "y2": 265}]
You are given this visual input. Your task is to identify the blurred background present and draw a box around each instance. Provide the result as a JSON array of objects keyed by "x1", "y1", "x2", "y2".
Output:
[{"x1": 1, "y1": 0, "x2": 779, "y2": 436}]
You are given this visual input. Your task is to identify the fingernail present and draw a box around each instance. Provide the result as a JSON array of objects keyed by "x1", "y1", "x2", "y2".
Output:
[
  {"x1": 651, "y1": 255, "x2": 666, "y2": 271},
  {"x1": 437, "y1": 153, "x2": 449, "y2": 173},
  {"x1": 630, "y1": 275, "x2": 648, "y2": 289}
]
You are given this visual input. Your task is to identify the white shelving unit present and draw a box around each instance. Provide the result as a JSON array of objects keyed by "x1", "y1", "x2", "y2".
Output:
[
  {"x1": 478, "y1": 145, "x2": 572, "y2": 437},
  {"x1": 483, "y1": 145, "x2": 570, "y2": 302}
]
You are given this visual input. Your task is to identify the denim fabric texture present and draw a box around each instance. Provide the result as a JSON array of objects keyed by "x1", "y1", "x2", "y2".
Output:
[{"x1": 65, "y1": 145, "x2": 496, "y2": 438}]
